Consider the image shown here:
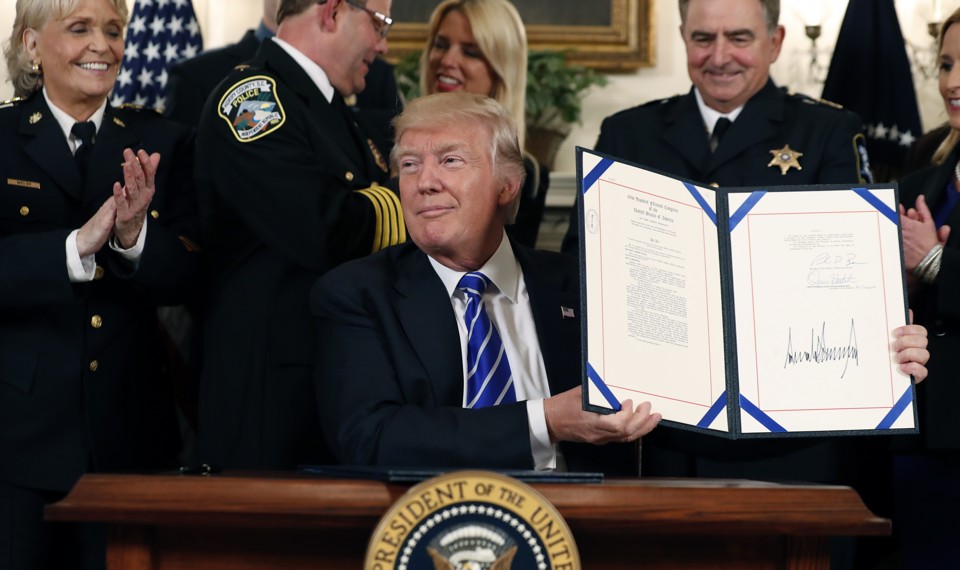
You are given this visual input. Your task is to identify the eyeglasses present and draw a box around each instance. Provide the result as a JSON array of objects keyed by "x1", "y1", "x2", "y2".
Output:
[{"x1": 344, "y1": 0, "x2": 393, "y2": 39}]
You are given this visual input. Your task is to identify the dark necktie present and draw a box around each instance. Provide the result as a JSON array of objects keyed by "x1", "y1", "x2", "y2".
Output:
[
  {"x1": 331, "y1": 93, "x2": 365, "y2": 155},
  {"x1": 709, "y1": 117, "x2": 732, "y2": 153},
  {"x1": 72, "y1": 121, "x2": 96, "y2": 178},
  {"x1": 459, "y1": 272, "x2": 517, "y2": 408}
]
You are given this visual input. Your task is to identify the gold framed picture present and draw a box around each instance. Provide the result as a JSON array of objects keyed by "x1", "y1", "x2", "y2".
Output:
[{"x1": 386, "y1": 0, "x2": 655, "y2": 71}]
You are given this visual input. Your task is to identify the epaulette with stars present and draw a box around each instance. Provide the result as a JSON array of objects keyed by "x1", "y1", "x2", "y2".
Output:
[
  {"x1": 639, "y1": 94, "x2": 683, "y2": 108},
  {"x1": 0, "y1": 96, "x2": 24, "y2": 109},
  {"x1": 117, "y1": 102, "x2": 163, "y2": 115},
  {"x1": 787, "y1": 90, "x2": 845, "y2": 110}
]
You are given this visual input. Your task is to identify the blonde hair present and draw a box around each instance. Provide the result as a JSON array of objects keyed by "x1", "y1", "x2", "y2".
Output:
[
  {"x1": 419, "y1": 0, "x2": 528, "y2": 147},
  {"x1": 391, "y1": 91, "x2": 526, "y2": 221},
  {"x1": 4, "y1": 0, "x2": 129, "y2": 97},
  {"x1": 934, "y1": 7, "x2": 960, "y2": 166}
]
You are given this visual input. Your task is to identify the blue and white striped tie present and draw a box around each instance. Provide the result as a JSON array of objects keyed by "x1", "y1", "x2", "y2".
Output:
[{"x1": 459, "y1": 272, "x2": 517, "y2": 408}]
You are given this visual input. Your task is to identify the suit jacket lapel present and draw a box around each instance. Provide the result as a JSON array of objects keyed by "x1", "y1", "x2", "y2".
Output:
[
  {"x1": 85, "y1": 107, "x2": 141, "y2": 205},
  {"x1": 21, "y1": 95, "x2": 83, "y2": 200},
  {"x1": 662, "y1": 90, "x2": 711, "y2": 176},
  {"x1": 923, "y1": 149, "x2": 960, "y2": 244},
  {"x1": 514, "y1": 245, "x2": 582, "y2": 395},
  {"x1": 394, "y1": 247, "x2": 466, "y2": 406},
  {"x1": 705, "y1": 80, "x2": 781, "y2": 176}
]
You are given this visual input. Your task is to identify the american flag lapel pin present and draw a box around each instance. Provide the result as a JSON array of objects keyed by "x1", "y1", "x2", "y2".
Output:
[{"x1": 561, "y1": 306, "x2": 575, "y2": 319}]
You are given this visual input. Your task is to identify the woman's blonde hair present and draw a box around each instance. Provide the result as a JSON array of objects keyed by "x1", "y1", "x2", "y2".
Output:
[
  {"x1": 419, "y1": 0, "x2": 527, "y2": 147},
  {"x1": 933, "y1": 7, "x2": 960, "y2": 165},
  {"x1": 4, "y1": 0, "x2": 129, "y2": 97}
]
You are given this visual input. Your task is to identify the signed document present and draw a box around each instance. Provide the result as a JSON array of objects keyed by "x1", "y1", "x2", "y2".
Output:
[{"x1": 577, "y1": 148, "x2": 917, "y2": 438}]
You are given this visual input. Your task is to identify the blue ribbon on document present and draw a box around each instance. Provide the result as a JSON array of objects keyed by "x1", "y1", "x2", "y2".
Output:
[
  {"x1": 582, "y1": 158, "x2": 614, "y2": 195},
  {"x1": 696, "y1": 392, "x2": 728, "y2": 429},
  {"x1": 728, "y1": 191, "x2": 767, "y2": 233},
  {"x1": 875, "y1": 385, "x2": 915, "y2": 430},
  {"x1": 739, "y1": 395, "x2": 788, "y2": 433},
  {"x1": 683, "y1": 182, "x2": 717, "y2": 226},
  {"x1": 852, "y1": 188, "x2": 899, "y2": 225},
  {"x1": 586, "y1": 362, "x2": 621, "y2": 411}
]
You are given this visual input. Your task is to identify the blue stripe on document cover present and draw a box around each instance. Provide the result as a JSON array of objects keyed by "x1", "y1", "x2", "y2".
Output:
[
  {"x1": 875, "y1": 385, "x2": 914, "y2": 430},
  {"x1": 582, "y1": 158, "x2": 614, "y2": 195},
  {"x1": 586, "y1": 362, "x2": 621, "y2": 411},
  {"x1": 739, "y1": 395, "x2": 787, "y2": 433},
  {"x1": 683, "y1": 182, "x2": 717, "y2": 226},
  {"x1": 728, "y1": 191, "x2": 767, "y2": 233},
  {"x1": 853, "y1": 188, "x2": 898, "y2": 225},
  {"x1": 697, "y1": 392, "x2": 728, "y2": 428}
]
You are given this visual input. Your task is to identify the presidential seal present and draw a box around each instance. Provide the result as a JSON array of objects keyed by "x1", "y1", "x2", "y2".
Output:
[
  {"x1": 366, "y1": 471, "x2": 579, "y2": 570},
  {"x1": 217, "y1": 75, "x2": 286, "y2": 143}
]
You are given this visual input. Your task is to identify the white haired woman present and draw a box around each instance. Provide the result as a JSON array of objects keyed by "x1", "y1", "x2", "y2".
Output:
[{"x1": 0, "y1": 0, "x2": 199, "y2": 567}]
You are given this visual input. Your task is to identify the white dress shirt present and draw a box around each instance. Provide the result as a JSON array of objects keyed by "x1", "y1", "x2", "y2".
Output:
[
  {"x1": 44, "y1": 90, "x2": 147, "y2": 282},
  {"x1": 427, "y1": 233, "x2": 560, "y2": 470},
  {"x1": 271, "y1": 37, "x2": 336, "y2": 103},
  {"x1": 695, "y1": 88, "x2": 745, "y2": 136}
]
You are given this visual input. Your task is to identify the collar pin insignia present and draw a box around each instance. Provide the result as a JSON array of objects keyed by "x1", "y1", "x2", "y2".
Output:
[
  {"x1": 367, "y1": 138, "x2": 389, "y2": 173},
  {"x1": 28, "y1": 112, "x2": 42, "y2": 124}
]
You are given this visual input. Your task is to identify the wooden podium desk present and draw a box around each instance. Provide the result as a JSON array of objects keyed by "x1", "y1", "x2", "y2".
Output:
[{"x1": 46, "y1": 472, "x2": 889, "y2": 570}]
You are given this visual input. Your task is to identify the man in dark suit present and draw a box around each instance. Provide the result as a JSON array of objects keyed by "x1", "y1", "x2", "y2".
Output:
[
  {"x1": 313, "y1": 92, "x2": 661, "y2": 474},
  {"x1": 164, "y1": 0, "x2": 402, "y2": 133},
  {"x1": 195, "y1": 0, "x2": 406, "y2": 471},
  {"x1": 562, "y1": 0, "x2": 870, "y2": 254}
]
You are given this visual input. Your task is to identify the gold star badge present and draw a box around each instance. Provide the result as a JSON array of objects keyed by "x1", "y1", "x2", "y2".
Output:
[
  {"x1": 768, "y1": 144, "x2": 803, "y2": 175},
  {"x1": 28, "y1": 112, "x2": 42, "y2": 124}
]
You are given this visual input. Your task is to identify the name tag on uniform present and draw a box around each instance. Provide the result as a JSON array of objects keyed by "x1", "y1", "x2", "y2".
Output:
[{"x1": 7, "y1": 178, "x2": 40, "y2": 189}]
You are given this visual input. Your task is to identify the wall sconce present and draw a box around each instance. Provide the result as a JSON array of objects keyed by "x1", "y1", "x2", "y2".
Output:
[
  {"x1": 907, "y1": 19, "x2": 941, "y2": 81},
  {"x1": 797, "y1": 0, "x2": 830, "y2": 84},
  {"x1": 804, "y1": 24, "x2": 830, "y2": 83},
  {"x1": 798, "y1": 1, "x2": 942, "y2": 85}
]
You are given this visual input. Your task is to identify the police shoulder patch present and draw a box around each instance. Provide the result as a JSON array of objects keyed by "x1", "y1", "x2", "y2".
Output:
[
  {"x1": 217, "y1": 75, "x2": 285, "y2": 143},
  {"x1": 853, "y1": 132, "x2": 874, "y2": 184}
]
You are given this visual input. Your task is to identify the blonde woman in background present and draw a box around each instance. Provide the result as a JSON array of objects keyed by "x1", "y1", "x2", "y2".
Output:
[{"x1": 419, "y1": 0, "x2": 547, "y2": 248}]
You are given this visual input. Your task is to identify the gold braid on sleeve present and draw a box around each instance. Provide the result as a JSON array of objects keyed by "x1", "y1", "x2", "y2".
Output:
[{"x1": 356, "y1": 183, "x2": 406, "y2": 252}]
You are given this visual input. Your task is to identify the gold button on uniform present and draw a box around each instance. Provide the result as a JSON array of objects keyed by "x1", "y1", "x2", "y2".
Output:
[
  {"x1": 709, "y1": 182, "x2": 720, "y2": 188},
  {"x1": 94, "y1": 266, "x2": 104, "y2": 280},
  {"x1": 345, "y1": 171, "x2": 354, "y2": 182},
  {"x1": 90, "y1": 315, "x2": 103, "y2": 329},
  {"x1": 150, "y1": 209, "x2": 159, "y2": 219},
  {"x1": 19, "y1": 206, "x2": 29, "y2": 216},
  {"x1": 89, "y1": 360, "x2": 99, "y2": 372}
]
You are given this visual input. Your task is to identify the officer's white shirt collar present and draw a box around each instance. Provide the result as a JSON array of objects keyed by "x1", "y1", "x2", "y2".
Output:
[
  {"x1": 271, "y1": 36, "x2": 336, "y2": 104},
  {"x1": 694, "y1": 88, "x2": 744, "y2": 135},
  {"x1": 42, "y1": 88, "x2": 107, "y2": 152},
  {"x1": 427, "y1": 232, "x2": 520, "y2": 304}
]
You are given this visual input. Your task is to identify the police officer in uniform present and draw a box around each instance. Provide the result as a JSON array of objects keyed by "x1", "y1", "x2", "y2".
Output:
[
  {"x1": 195, "y1": 0, "x2": 405, "y2": 471},
  {"x1": 0, "y1": 0, "x2": 199, "y2": 567},
  {"x1": 164, "y1": 0, "x2": 403, "y2": 135},
  {"x1": 561, "y1": 2, "x2": 895, "y2": 566},
  {"x1": 562, "y1": 0, "x2": 870, "y2": 253}
]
